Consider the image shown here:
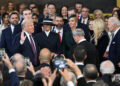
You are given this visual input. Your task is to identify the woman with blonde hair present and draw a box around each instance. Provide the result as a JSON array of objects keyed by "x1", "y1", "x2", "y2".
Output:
[
  {"x1": 91, "y1": 19, "x2": 109, "y2": 63},
  {"x1": 93, "y1": 9, "x2": 104, "y2": 19}
]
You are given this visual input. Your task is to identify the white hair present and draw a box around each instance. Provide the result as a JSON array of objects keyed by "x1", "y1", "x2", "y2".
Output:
[
  {"x1": 60, "y1": 71, "x2": 77, "y2": 86},
  {"x1": 100, "y1": 60, "x2": 115, "y2": 74},
  {"x1": 109, "y1": 17, "x2": 120, "y2": 26},
  {"x1": 72, "y1": 28, "x2": 85, "y2": 36}
]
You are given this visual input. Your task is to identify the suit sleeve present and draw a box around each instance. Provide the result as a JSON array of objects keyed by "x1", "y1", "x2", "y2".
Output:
[
  {"x1": 116, "y1": 34, "x2": 120, "y2": 63},
  {"x1": 12, "y1": 33, "x2": 23, "y2": 54},
  {"x1": 0, "y1": 30, "x2": 6, "y2": 48},
  {"x1": 77, "y1": 77, "x2": 87, "y2": 86}
]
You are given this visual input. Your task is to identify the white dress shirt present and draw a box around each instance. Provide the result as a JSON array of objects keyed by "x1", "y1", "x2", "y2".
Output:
[
  {"x1": 45, "y1": 30, "x2": 50, "y2": 37},
  {"x1": 81, "y1": 18, "x2": 88, "y2": 24},
  {"x1": 11, "y1": 25, "x2": 14, "y2": 34}
]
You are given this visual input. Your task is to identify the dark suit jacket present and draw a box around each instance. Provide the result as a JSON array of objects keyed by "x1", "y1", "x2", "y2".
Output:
[
  {"x1": 77, "y1": 40, "x2": 99, "y2": 67},
  {"x1": 77, "y1": 23, "x2": 90, "y2": 42},
  {"x1": 13, "y1": 32, "x2": 40, "y2": 66},
  {"x1": 14, "y1": 22, "x2": 42, "y2": 36},
  {"x1": 109, "y1": 29, "x2": 120, "y2": 73},
  {"x1": 77, "y1": 77, "x2": 96, "y2": 86},
  {"x1": 4, "y1": 71, "x2": 20, "y2": 86},
  {"x1": 36, "y1": 31, "x2": 62, "y2": 54},
  {"x1": 0, "y1": 26, "x2": 21, "y2": 57}
]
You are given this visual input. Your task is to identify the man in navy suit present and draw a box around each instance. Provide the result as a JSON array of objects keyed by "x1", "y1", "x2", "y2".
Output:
[
  {"x1": 14, "y1": 8, "x2": 42, "y2": 36},
  {"x1": 0, "y1": 12, "x2": 19, "y2": 57},
  {"x1": 108, "y1": 17, "x2": 120, "y2": 73},
  {"x1": 36, "y1": 18, "x2": 62, "y2": 54},
  {"x1": 13, "y1": 19, "x2": 39, "y2": 66}
]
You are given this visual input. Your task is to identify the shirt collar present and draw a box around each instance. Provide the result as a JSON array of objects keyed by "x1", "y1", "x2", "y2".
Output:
[
  {"x1": 24, "y1": 31, "x2": 31, "y2": 37},
  {"x1": 78, "y1": 39, "x2": 86, "y2": 43},
  {"x1": 45, "y1": 30, "x2": 50, "y2": 36},
  {"x1": 75, "y1": 62, "x2": 84, "y2": 65},
  {"x1": 87, "y1": 80, "x2": 96, "y2": 83},
  {"x1": 55, "y1": 27, "x2": 63, "y2": 33},
  {"x1": 113, "y1": 28, "x2": 120, "y2": 37}
]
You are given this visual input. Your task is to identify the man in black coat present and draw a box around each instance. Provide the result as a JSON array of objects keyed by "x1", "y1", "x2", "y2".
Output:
[
  {"x1": 13, "y1": 19, "x2": 39, "y2": 66},
  {"x1": 73, "y1": 45, "x2": 87, "y2": 72},
  {"x1": 72, "y1": 29, "x2": 99, "y2": 67},
  {"x1": 36, "y1": 18, "x2": 62, "y2": 54}
]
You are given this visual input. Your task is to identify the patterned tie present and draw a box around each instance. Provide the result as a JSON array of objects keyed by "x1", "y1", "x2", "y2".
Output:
[
  {"x1": 58, "y1": 31, "x2": 62, "y2": 43},
  {"x1": 83, "y1": 19, "x2": 85, "y2": 24},
  {"x1": 29, "y1": 35, "x2": 37, "y2": 65}
]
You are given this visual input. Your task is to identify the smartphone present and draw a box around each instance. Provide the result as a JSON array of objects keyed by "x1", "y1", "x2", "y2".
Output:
[
  {"x1": 25, "y1": 57, "x2": 30, "y2": 66},
  {"x1": 0, "y1": 48, "x2": 5, "y2": 61}
]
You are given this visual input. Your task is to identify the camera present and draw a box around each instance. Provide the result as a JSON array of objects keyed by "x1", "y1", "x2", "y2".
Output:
[
  {"x1": 53, "y1": 55, "x2": 67, "y2": 71},
  {"x1": 25, "y1": 57, "x2": 30, "y2": 66},
  {"x1": 0, "y1": 48, "x2": 5, "y2": 61}
]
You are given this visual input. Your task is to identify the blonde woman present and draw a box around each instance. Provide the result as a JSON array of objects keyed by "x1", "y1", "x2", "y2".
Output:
[
  {"x1": 91, "y1": 19, "x2": 109, "y2": 63},
  {"x1": 93, "y1": 9, "x2": 104, "y2": 19}
]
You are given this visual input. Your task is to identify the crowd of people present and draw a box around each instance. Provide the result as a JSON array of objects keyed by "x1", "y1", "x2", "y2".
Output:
[{"x1": 0, "y1": 1, "x2": 120, "y2": 86}]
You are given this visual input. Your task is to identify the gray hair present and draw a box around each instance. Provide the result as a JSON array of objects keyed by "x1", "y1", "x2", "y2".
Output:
[
  {"x1": 100, "y1": 60, "x2": 115, "y2": 74},
  {"x1": 72, "y1": 28, "x2": 85, "y2": 37},
  {"x1": 109, "y1": 17, "x2": 120, "y2": 26},
  {"x1": 11, "y1": 53, "x2": 27, "y2": 75},
  {"x1": 21, "y1": 18, "x2": 34, "y2": 29},
  {"x1": 60, "y1": 71, "x2": 77, "y2": 86}
]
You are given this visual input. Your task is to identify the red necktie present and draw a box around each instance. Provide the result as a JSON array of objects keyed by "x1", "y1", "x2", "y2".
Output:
[
  {"x1": 77, "y1": 15, "x2": 79, "y2": 20},
  {"x1": 58, "y1": 31, "x2": 62, "y2": 43},
  {"x1": 29, "y1": 35, "x2": 37, "y2": 65},
  {"x1": 83, "y1": 19, "x2": 85, "y2": 24}
]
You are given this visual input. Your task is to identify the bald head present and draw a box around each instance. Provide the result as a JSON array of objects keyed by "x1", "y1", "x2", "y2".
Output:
[
  {"x1": 108, "y1": 17, "x2": 120, "y2": 33},
  {"x1": 39, "y1": 48, "x2": 51, "y2": 63}
]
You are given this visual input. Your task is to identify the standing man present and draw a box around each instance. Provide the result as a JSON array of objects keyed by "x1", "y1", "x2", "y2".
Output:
[
  {"x1": 108, "y1": 17, "x2": 120, "y2": 73},
  {"x1": 0, "y1": 12, "x2": 19, "y2": 57},
  {"x1": 73, "y1": 29, "x2": 99, "y2": 67},
  {"x1": 13, "y1": 19, "x2": 39, "y2": 66},
  {"x1": 75, "y1": 2, "x2": 82, "y2": 20}
]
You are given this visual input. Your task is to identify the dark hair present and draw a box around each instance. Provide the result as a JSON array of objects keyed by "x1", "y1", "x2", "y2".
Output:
[
  {"x1": 48, "y1": 3, "x2": 56, "y2": 9},
  {"x1": 9, "y1": 12, "x2": 19, "y2": 18},
  {"x1": 21, "y1": 8, "x2": 31, "y2": 15},
  {"x1": 68, "y1": 7, "x2": 76, "y2": 12},
  {"x1": 104, "y1": 15, "x2": 110, "y2": 20},
  {"x1": 60, "y1": 5, "x2": 68, "y2": 16},
  {"x1": 33, "y1": 73, "x2": 44, "y2": 86},
  {"x1": 116, "y1": 10, "x2": 120, "y2": 20},
  {"x1": 1, "y1": 12, "x2": 9, "y2": 21},
  {"x1": 32, "y1": 13, "x2": 39, "y2": 18},
  {"x1": 83, "y1": 64, "x2": 98, "y2": 80},
  {"x1": 74, "y1": 45, "x2": 87, "y2": 62},
  {"x1": 75, "y1": 1, "x2": 83, "y2": 5}
]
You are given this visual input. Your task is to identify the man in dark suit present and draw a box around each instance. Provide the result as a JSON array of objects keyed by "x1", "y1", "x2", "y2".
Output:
[
  {"x1": 14, "y1": 8, "x2": 42, "y2": 36},
  {"x1": 36, "y1": 18, "x2": 62, "y2": 54},
  {"x1": 52, "y1": 15, "x2": 67, "y2": 45},
  {"x1": 13, "y1": 19, "x2": 39, "y2": 66},
  {"x1": 108, "y1": 17, "x2": 120, "y2": 73},
  {"x1": 72, "y1": 29, "x2": 99, "y2": 67},
  {"x1": 73, "y1": 45, "x2": 87, "y2": 72},
  {"x1": 0, "y1": 12, "x2": 19, "y2": 57}
]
